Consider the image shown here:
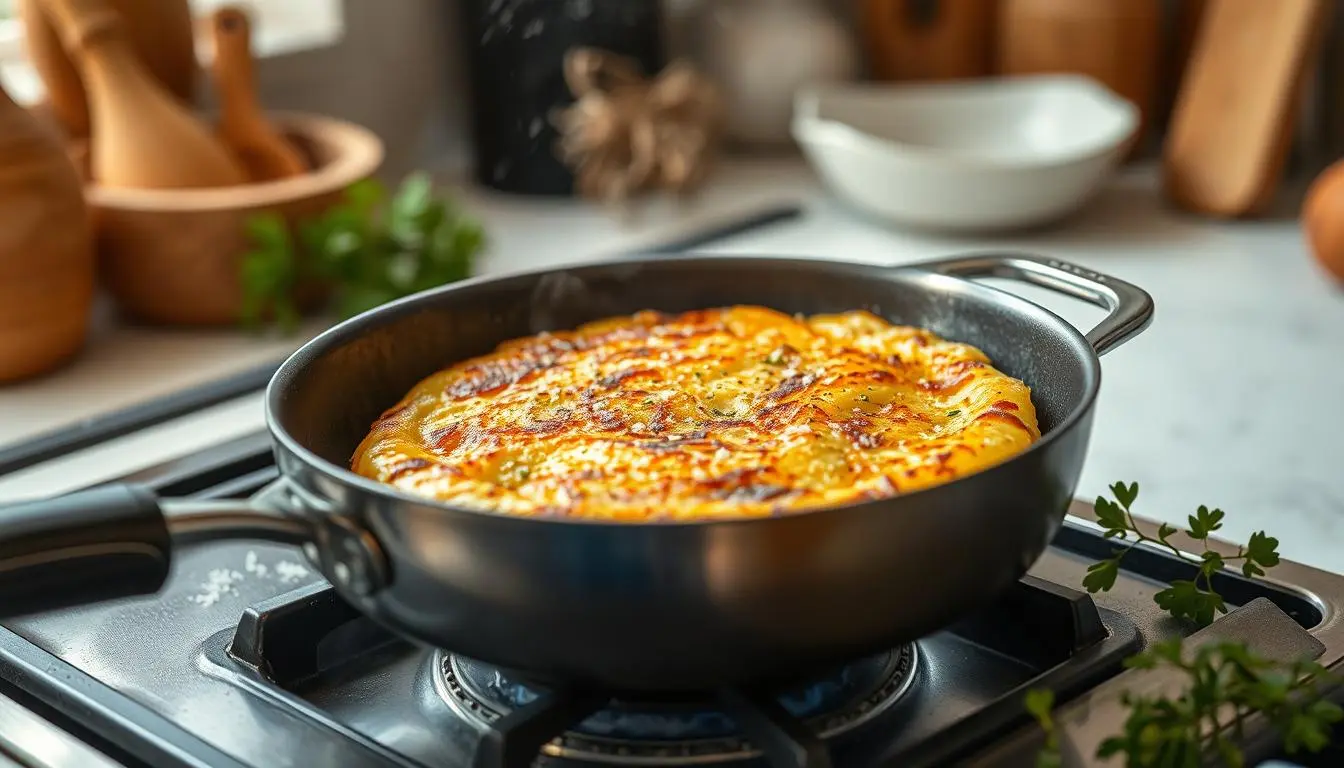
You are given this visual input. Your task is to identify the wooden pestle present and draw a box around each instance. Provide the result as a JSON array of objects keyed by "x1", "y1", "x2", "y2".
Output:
[
  {"x1": 209, "y1": 6, "x2": 307, "y2": 182},
  {"x1": 39, "y1": 0, "x2": 246, "y2": 189},
  {"x1": 18, "y1": 0, "x2": 196, "y2": 140}
]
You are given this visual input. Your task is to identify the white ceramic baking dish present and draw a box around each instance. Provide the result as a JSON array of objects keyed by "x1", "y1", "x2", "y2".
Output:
[{"x1": 791, "y1": 75, "x2": 1140, "y2": 233}]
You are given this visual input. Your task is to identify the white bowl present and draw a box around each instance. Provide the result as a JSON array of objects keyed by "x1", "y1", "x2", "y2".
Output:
[{"x1": 791, "y1": 75, "x2": 1140, "y2": 233}]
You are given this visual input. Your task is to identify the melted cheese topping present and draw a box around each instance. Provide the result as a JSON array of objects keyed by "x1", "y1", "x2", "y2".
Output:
[{"x1": 351, "y1": 307, "x2": 1040, "y2": 521}]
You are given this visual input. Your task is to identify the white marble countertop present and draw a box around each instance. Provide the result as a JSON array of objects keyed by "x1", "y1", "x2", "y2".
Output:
[{"x1": 1, "y1": 155, "x2": 1341, "y2": 575}]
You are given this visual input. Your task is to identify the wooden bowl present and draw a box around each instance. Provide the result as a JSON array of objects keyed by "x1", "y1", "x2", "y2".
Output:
[{"x1": 86, "y1": 112, "x2": 384, "y2": 326}]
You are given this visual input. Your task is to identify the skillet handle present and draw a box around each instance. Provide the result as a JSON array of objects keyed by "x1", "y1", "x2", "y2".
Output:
[
  {"x1": 919, "y1": 253, "x2": 1154, "y2": 356},
  {"x1": 0, "y1": 484, "x2": 170, "y2": 617},
  {"x1": 0, "y1": 483, "x2": 308, "y2": 619}
]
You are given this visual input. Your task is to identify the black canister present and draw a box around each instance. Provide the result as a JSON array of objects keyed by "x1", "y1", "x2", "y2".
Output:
[{"x1": 460, "y1": 0, "x2": 666, "y2": 196}]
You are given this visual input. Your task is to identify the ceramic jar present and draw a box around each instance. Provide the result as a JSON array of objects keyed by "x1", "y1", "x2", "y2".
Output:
[
  {"x1": 700, "y1": 0, "x2": 859, "y2": 147},
  {"x1": 0, "y1": 82, "x2": 95, "y2": 382}
]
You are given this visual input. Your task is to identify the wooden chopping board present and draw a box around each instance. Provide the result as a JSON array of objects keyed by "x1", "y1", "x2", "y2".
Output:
[{"x1": 1163, "y1": 0, "x2": 1332, "y2": 217}]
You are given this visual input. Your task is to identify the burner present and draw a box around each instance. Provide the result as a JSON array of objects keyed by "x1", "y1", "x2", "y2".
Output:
[{"x1": 435, "y1": 646, "x2": 918, "y2": 765}]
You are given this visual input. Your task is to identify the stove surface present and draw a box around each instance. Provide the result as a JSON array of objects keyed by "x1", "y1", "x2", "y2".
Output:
[{"x1": 1, "y1": 432, "x2": 1342, "y2": 768}]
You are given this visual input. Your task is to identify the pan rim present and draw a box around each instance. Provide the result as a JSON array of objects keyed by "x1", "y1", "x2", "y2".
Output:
[{"x1": 264, "y1": 252, "x2": 1103, "y2": 529}]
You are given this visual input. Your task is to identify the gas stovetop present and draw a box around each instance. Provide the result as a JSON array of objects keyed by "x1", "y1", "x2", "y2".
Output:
[{"x1": 0, "y1": 431, "x2": 1342, "y2": 768}]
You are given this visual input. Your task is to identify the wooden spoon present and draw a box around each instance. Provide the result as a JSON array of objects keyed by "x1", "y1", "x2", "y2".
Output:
[
  {"x1": 209, "y1": 5, "x2": 308, "y2": 182},
  {"x1": 39, "y1": 0, "x2": 246, "y2": 189}
]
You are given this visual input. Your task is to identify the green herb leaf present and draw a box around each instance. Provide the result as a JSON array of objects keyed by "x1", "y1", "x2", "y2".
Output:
[
  {"x1": 344, "y1": 177, "x2": 386, "y2": 218},
  {"x1": 1187, "y1": 505, "x2": 1225, "y2": 539},
  {"x1": 1154, "y1": 579, "x2": 1225, "y2": 625},
  {"x1": 1094, "y1": 496, "x2": 1128, "y2": 534},
  {"x1": 1156, "y1": 521, "x2": 1179, "y2": 543},
  {"x1": 1201, "y1": 550, "x2": 1225, "y2": 574},
  {"x1": 1082, "y1": 558, "x2": 1120, "y2": 593},
  {"x1": 1084, "y1": 483, "x2": 1281, "y2": 628},
  {"x1": 1086, "y1": 640, "x2": 1342, "y2": 767},
  {"x1": 1024, "y1": 688, "x2": 1054, "y2": 720},
  {"x1": 390, "y1": 172, "x2": 433, "y2": 230},
  {"x1": 237, "y1": 212, "x2": 300, "y2": 333},
  {"x1": 1110, "y1": 481, "x2": 1139, "y2": 510},
  {"x1": 1024, "y1": 688, "x2": 1060, "y2": 768},
  {"x1": 239, "y1": 173, "x2": 487, "y2": 332},
  {"x1": 1095, "y1": 736, "x2": 1127, "y2": 759},
  {"x1": 1289, "y1": 700, "x2": 1344, "y2": 753},
  {"x1": 246, "y1": 210, "x2": 290, "y2": 250},
  {"x1": 1246, "y1": 531, "x2": 1281, "y2": 569},
  {"x1": 1216, "y1": 738, "x2": 1246, "y2": 768}
]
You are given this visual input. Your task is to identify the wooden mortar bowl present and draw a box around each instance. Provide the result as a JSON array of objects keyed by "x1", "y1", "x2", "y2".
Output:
[{"x1": 87, "y1": 112, "x2": 384, "y2": 326}]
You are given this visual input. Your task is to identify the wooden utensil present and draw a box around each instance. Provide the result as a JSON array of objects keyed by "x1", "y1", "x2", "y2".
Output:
[
  {"x1": 209, "y1": 6, "x2": 308, "y2": 182},
  {"x1": 0, "y1": 80, "x2": 95, "y2": 383},
  {"x1": 18, "y1": 0, "x2": 195, "y2": 140},
  {"x1": 39, "y1": 0, "x2": 246, "y2": 189},
  {"x1": 995, "y1": 0, "x2": 1159, "y2": 149},
  {"x1": 91, "y1": 113, "x2": 383, "y2": 326},
  {"x1": 861, "y1": 0, "x2": 995, "y2": 81},
  {"x1": 1163, "y1": 0, "x2": 1331, "y2": 218}
]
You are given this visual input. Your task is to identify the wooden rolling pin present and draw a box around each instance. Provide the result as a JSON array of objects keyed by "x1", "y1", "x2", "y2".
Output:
[
  {"x1": 209, "y1": 6, "x2": 307, "y2": 182},
  {"x1": 39, "y1": 0, "x2": 246, "y2": 189},
  {"x1": 861, "y1": 0, "x2": 995, "y2": 81},
  {"x1": 1163, "y1": 0, "x2": 1331, "y2": 217},
  {"x1": 17, "y1": 0, "x2": 195, "y2": 140}
]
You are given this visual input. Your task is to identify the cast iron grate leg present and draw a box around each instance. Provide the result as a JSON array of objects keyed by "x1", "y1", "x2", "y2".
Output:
[
  {"x1": 472, "y1": 688, "x2": 606, "y2": 768},
  {"x1": 718, "y1": 687, "x2": 833, "y2": 768}
]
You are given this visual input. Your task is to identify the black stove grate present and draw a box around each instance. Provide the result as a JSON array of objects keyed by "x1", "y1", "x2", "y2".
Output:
[
  {"x1": 226, "y1": 567, "x2": 1135, "y2": 768},
  {"x1": 438, "y1": 646, "x2": 918, "y2": 765}
]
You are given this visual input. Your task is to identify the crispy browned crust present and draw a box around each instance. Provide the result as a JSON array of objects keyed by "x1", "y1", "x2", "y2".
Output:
[{"x1": 351, "y1": 306, "x2": 1040, "y2": 521}]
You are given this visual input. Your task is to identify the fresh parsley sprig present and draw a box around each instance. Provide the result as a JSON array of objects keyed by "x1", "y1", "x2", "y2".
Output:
[
  {"x1": 239, "y1": 213, "x2": 303, "y2": 332},
  {"x1": 1026, "y1": 482, "x2": 1336, "y2": 767},
  {"x1": 1024, "y1": 689, "x2": 1062, "y2": 768},
  {"x1": 239, "y1": 172, "x2": 486, "y2": 332},
  {"x1": 1029, "y1": 639, "x2": 1343, "y2": 768},
  {"x1": 1081, "y1": 482, "x2": 1281, "y2": 626},
  {"x1": 1108, "y1": 639, "x2": 1342, "y2": 765}
]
